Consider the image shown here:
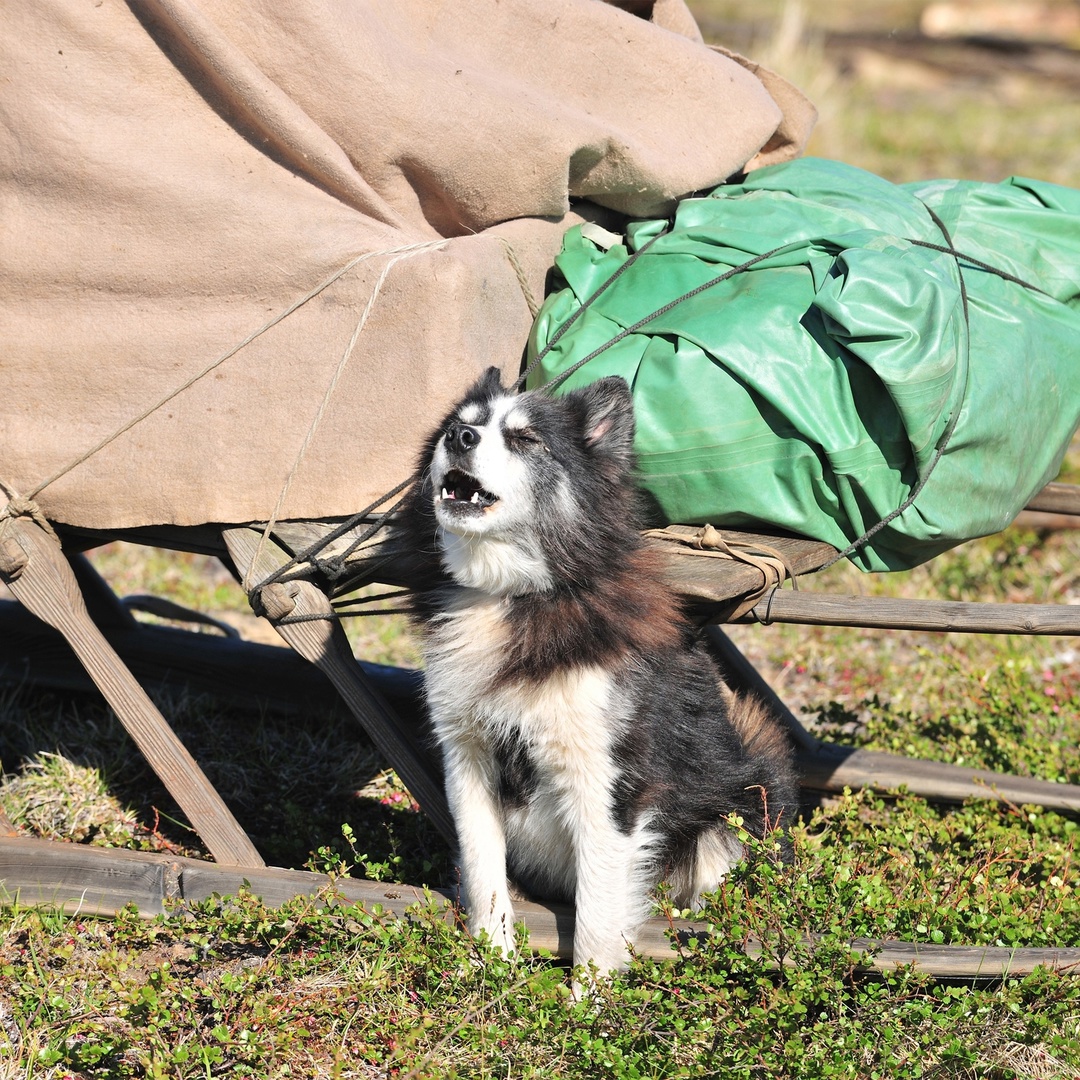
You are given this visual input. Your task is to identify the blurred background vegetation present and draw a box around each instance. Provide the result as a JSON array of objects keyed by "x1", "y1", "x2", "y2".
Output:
[{"x1": 693, "y1": 0, "x2": 1080, "y2": 186}]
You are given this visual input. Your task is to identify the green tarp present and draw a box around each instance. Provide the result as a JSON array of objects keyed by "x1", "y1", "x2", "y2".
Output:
[{"x1": 527, "y1": 157, "x2": 1080, "y2": 571}]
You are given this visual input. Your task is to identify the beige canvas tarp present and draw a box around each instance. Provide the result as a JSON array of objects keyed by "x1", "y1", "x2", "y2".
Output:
[{"x1": 0, "y1": 0, "x2": 814, "y2": 530}]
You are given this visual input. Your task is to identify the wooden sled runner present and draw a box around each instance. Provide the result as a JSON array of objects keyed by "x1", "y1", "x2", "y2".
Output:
[{"x1": 2, "y1": 479, "x2": 1079, "y2": 979}]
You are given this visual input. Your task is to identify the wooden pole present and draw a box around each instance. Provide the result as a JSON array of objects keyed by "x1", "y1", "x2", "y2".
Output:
[
  {"x1": 735, "y1": 591, "x2": 1080, "y2": 635},
  {"x1": 2, "y1": 835, "x2": 1077, "y2": 980},
  {"x1": 1025, "y1": 481, "x2": 1080, "y2": 516},
  {"x1": 0, "y1": 515, "x2": 263, "y2": 868},
  {"x1": 222, "y1": 527, "x2": 455, "y2": 846}
]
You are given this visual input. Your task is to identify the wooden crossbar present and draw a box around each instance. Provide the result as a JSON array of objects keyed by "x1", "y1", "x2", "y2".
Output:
[{"x1": 734, "y1": 591, "x2": 1080, "y2": 635}]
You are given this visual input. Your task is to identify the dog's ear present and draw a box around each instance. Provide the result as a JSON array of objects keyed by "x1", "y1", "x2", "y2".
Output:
[
  {"x1": 567, "y1": 377, "x2": 635, "y2": 464},
  {"x1": 467, "y1": 365, "x2": 506, "y2": 400}
]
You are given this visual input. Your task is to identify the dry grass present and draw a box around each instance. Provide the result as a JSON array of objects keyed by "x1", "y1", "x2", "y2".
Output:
[{"x1": 0, "y1": 753, "x2": 136, "y2": 845}]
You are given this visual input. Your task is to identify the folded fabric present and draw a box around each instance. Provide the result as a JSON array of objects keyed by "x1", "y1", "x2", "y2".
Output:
[{"x1": 0, "y1": 0, "x2": 812, "y2": 529}]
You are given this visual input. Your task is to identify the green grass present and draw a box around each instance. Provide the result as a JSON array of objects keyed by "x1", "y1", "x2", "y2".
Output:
[
  {"x1": 3, "y1": 768, "x2": 1079, "y2": 1077},
  {"x1": 0, "y1": 685, "x2": 447, "y2": 879}
]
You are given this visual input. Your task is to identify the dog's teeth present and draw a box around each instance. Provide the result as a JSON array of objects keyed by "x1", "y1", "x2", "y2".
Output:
[
  {"x1": 470, "y1": 491, "x2": 480, "y2": 504},
  {"x1": 441, "y1": 487, "x2": 452, "y2": 501}
]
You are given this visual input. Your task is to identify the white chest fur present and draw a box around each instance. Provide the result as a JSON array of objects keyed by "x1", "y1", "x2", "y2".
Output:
[
  {"x1": 423, "y1": 594, "x2": 622, "y2": 764},
  {"x1": 437, "y1": 528, "x2": 554, "y2": 597}
]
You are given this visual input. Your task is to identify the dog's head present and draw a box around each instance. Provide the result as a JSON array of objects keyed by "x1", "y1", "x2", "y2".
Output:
[{"x1": 418, "y1": 367, "x2": 637, "y2": 595}]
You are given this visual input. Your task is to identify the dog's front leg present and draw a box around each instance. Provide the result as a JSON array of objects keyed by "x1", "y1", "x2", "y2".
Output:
[
  {"x1": 443, "y1": 740, "x2": 517, "y2": 957},
  {"x1": 570, "y1": 808, "x2": 653, "y2": 980}
]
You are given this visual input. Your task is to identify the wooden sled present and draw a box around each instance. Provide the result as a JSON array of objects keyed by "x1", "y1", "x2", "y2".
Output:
[{"x1": 2, "y1": 480, "x2": 1080, "y2": 978}]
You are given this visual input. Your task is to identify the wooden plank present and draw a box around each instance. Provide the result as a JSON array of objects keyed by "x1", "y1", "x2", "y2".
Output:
[
  {"x1": 843, "y1": 942, "x2": 1080, "y2": 979},
  {"x1": 798, "y1": 743, "x2": 1080, "y2": 812},
  {"x1": 222, "y1": 527, "x2": 454, "y2": 845},
  {"x1": 55, "y1": 482, "x2": 1079, "y2": 610},
  {"x1": 53, "y1": 483, "x2": 1080, "y2": 555},
  {"x1": 1, "y1": 837, "x2": 1077, "y2": 979},
  {"x1": 0, "y1": 836, "x2": 176, "y2": 916},
  {"x1": 650, "y1": 922, "x2": 1080, "y2": 980},
  {"x1": 0, "y1": 515, "x2": 264, "y2": 869},
  {"x1": 737, "y1": 590, "x2": 1080, "y2": 635},
  {"x1": 65, "y1": 516, "x2": 839, "y2": 610},
  {"x1": 178, "y1": 860, "x2": 455, "y2": 912},
  {"x1": 654, "y1": 531, "x2": 837, "y2": 609},
  {"x1": 1025, "y1": 481, "x2": 1080, "y2": 516}
]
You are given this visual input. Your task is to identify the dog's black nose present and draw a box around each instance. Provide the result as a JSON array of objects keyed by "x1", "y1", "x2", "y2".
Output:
[{"x1": 445, "y1": 424, "x2": 481, "y2": 453}]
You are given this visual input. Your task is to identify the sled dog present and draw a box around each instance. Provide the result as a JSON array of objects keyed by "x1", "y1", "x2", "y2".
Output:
[{"x1": 400, "y1": 368, "x2": 796, "y2": 975}]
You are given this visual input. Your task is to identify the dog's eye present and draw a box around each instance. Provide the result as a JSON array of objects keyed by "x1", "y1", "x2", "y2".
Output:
[{"x1": 506, "y1": 428, "x2": 546, "y2": 451}]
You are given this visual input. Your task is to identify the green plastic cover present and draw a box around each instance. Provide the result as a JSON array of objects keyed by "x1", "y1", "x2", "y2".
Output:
[{"x1": 527, "y1": 157, "x2": 1080, "y2": 571}]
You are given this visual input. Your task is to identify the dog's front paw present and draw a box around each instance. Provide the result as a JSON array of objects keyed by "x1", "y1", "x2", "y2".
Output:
[
  {"x1": 466, "y1": 894, "x2": 516, "y2": 963},
  {"x1": 571, "y1": 933, "x2": 631, "y2": 981},
  {"x1": 470, "y1": 902, "x2": 517, "y2": 959}
]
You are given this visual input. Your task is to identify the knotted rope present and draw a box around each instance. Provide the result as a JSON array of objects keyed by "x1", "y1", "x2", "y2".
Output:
[
  {"x1": 643, "y1": 524, "x2": 798, "y2": 620},
  {"x1": 0, "y1": 480, "x2": 59, "y2": 548}
]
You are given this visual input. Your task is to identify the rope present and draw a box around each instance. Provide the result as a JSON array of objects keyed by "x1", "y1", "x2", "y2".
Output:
[
  {"x1": 497, "y1": 238, "x2": 541, "y2": 320},
  {"x1": 643, "y1": 524, "x2": 798, "y2": 620},
  {"x1": 907, "y1": 239, "x2": 1049, "y2": 298},
  {"x1": 248, "y1": 474, "x2": 417, "y2": 605},
  {"x1": 0, "y1": 479, "x2": 60, "y2": 545},
  {"x1": 272, "y1": 606, "x2": 412, "y2": 626},
  {"x1": 248, "y1": 200, "x2": 1060, "y2": 615}
]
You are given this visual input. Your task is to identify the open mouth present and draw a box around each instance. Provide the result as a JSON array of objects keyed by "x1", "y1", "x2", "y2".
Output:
[{"x1": 436, "y1": 468, "x2": 499, "y2": 512}]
